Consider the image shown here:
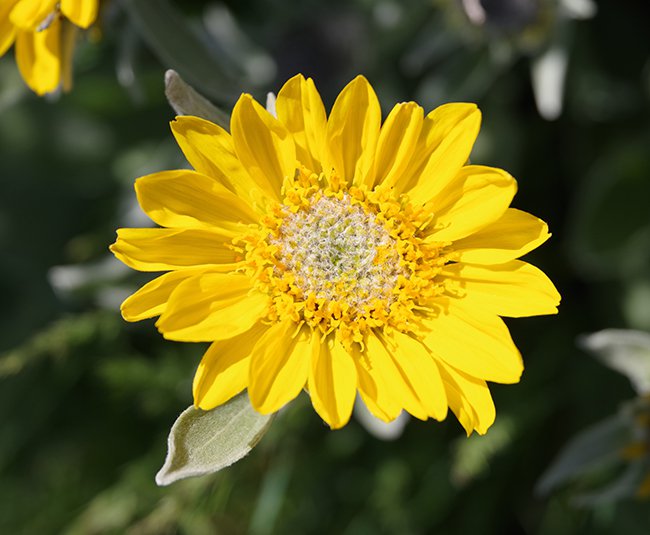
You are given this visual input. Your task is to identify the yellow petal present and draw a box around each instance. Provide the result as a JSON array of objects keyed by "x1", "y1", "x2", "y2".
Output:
[
  {"x1": 0, "y1": 30, "x2": 15, "y2": 58},
  {"x1": 231, "y1": 94, "x2": 296, "y2": 201},
  {"x1": 326, "y1": 75, "x2": 381, "y2": 186},
  {"x1": 441, "y1": 260, "x2": 561, "y2": 318},
  {"x1": 383, "y1": 330, "x2": 448, "y2": 421},
  {"x1": 15, "y1": 21, "x2": 61, "y2": 95},
  {"x1": 0, "y1": 31, "x2": 15, "y2": 58},
  {"x1": 0, "y1": 0, "x2": 20, "y2": 56},
  {"x1": 438, "y1": 361, "x2": 496, "y2": 435},
  {"x1": 422, "y1": 299, "x2": 523, "y2": 384},
  {"x1": 60, "y1": 0, "x2": 98, "y2": 28},
  {"x1": 193, "y1": 322, "x2": 269, "y2": 409},
  {"x1": 135, "y1": 170, "x2": 258, "y2": 230},
  {"x1": 440, "y1": 374, "x2": 475, "y2": 435},
  {"x1": 275, "y1": 74, "x2": 328, "y2": 174},
  {"x1": 156, "y1": 272, "x2": 268, "y2": 342},
  {"x1": 395, "y1": 103, "x2": 481, "y2": 200},
  {"x1": 248, "y1": 320, "x2": 311, "y2": 414},
  {"x1": 111, "y1": 228, "x2": 243, "y2": 272},
  {"x1": 425, "y1": 165, "x2": 517, "y2": 243},
  {"x1": 10, "y1": 0, "x2": 57, "y2": 29},
  {"x1": 367, "y1": 102, "x2": 424, "y2": 189},
  {"x1": 120, "y1": 268, "x2": 206, "y2": 322},
  {"x1": 353, "y1": 344, "x2": 401, "y2": 422},
  {"x1": 170, "y1": 116, "x2": 267, "y2": 208},
  {"x1": 452, "y1": 208, "x2": 551, "y2": 264},
  {"x1": 308, "y1": 332, "x2": 357, "y2": 429},
  {"x1": 364, "y1": 331, "x2": 428, "y2": 420}
]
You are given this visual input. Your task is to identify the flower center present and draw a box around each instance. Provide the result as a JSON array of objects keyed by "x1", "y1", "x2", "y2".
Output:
[
  {"x1": 271, "y1": 194, "x2": 405, "y2": 312},
  {"x1": 242, "y1": 171, "x2": 449, "y2": 348}
]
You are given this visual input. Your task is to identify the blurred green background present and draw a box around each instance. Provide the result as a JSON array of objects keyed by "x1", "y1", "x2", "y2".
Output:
[{"x1": 1, "y1": 0, "x2": 650, "y2": 533}]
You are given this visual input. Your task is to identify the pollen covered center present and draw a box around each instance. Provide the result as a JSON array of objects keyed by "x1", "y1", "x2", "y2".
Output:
[
  {"x1": 271, "y1": 194, "x2": 404, "y2": 311},
  {"x1": 242, "y1": 172, "x2": 448, "y2": 347}
]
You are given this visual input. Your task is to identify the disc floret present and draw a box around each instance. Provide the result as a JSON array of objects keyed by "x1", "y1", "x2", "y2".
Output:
[{"x1": 243, "y1": 170, "x2": 450, "y2": 348}]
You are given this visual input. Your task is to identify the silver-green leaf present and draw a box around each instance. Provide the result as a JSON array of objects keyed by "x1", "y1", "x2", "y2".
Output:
[
  {"x1": 155, "y1": 392, "x2": 274, "y2": 486},
  {"x1": 579, "y1": 329, "x2": 650, "y2": 394},
  {"x1": 164, "y1": 70, "x2": 230, "y2": 129},
  {"x1": 353, "y1": 396, "x2": 409, "y2": 441},
  {"x1": 535, "y1": 415, "x2": 631, "y2": 496},
  {"x1": 572, "y1": 461, "x2": 648, "y2": 507}
]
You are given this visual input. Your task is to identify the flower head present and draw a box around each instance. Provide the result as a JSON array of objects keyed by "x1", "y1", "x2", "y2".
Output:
[
  {"x1": 0, "y1": 0, "x2": 99, "y2": 95},
  {"x1": 111, "y1": 75, "x2": 560, "y2": 433}
]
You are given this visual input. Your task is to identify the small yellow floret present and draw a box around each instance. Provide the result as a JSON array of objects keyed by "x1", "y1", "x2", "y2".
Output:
[{"x1": 243, "y1": 170, "x2": 450, "y2": 349}]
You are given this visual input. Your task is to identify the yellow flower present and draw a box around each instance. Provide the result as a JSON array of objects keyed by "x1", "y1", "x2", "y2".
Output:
[
  {"x1": 111, "y1": 75, "x2": 560, "y2": 434},
  {"x1": 0, "y1": 0, "x2": 99, "y2": 95}
]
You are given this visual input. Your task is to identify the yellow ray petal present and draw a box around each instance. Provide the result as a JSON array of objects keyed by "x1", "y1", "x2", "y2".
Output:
[
  {"x1": 438, "y1": 361, "x2": 496, "y2": 435},
  {"x1": 248, "y1": 320, "x2": 311, "y2": 414},
  {"x1": 170, "y1": 116, "x2": 267, "y2": 208},
  {"x1": 156, "y1": 272, "x2": 268, "y2": 342},
  {"x1": 231, "y1": 94, "x2": 296, "y2": 201},
  {"x1": 60, "y1": 0, "x2": 98, "y2": 29},
  {"x1": 424, "y1": 165, "x2": 517, "y2": 243},
  {"x1": 111, "y1": 228, "x2": 243, "y2": 272},
  {"x1": 275, "y1": 74, "x2": 328, "y2": 174},
  {"x1": 440, "y1": 375, "x2": 475, "y2": 435},
  {"x1": 442, "y1": 260, "x2": 561, "y2": 318},
  {"x1": 0, "y1": 30, "x2": 15, "y2": 57},
  {"x1": 451, "y1": 208, "x2": 551, "y2": 264},
  {"x1": 326, "y1": 75, "x2": 381, "y2": 186},
  {"x1": 422, "y1": 300, "x2": 523, "y2": 384},
  {"x1": 15, "y1": 20, "x2": 61, "y2": 96},
  {"x1": 308, "y1": 332, "x2": 357, "y2": 429},
  {"x1": 0, "y1": 0, "x2": 20, "y2": 55},
  {"x1": 135, "y1": 170, "x2": 258, "y2": 230},
  {"x1": 353, "y1": 344, "x2": 401, "y2": 422},
  {"x1": 367, "y1": 102, "x2": 424, "y2": 189},
  {"x1": 10, "y1": 0, "x2": 57, "y2": 29},
  {"x1": 394, "y1": 103, "x2": 481, "y2": 200},
  {"x1": 121, "y1": 268, "x2": 207, "y2": 322},
  {"x1": 364, "y1": 331, "x2": 428, "y2": 420},
  {"x1": 383, "y1": 330, "x2": 448, "y2": 421},
  {"x1": 0, "y1": 30, "x2": 15, "y2": 58},
  {"x1": 193, "y1": 322, "x2": 269, "y2": 409}
]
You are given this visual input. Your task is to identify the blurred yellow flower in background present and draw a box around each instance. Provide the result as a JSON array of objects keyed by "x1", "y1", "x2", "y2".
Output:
[
  {"x1": 111, "y1": 75, "x2": 560, "y2": 434},
  {"x1": 0, "y1": 0, "x2": 99, "y2": 95}
]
